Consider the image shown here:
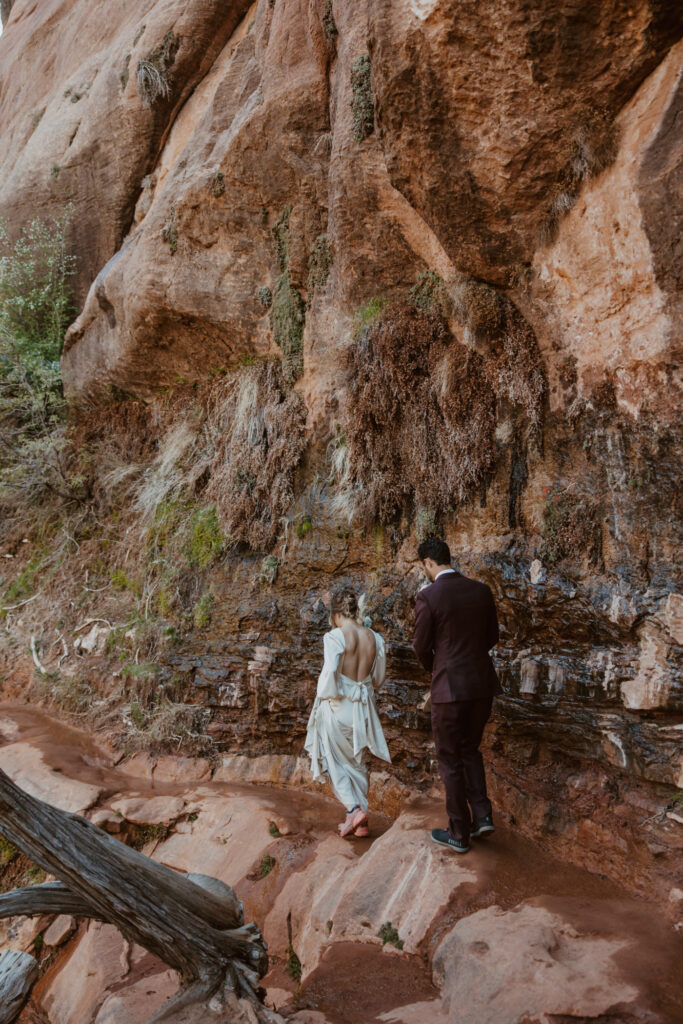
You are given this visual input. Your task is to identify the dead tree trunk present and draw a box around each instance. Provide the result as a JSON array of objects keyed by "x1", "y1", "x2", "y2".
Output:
[
  {"x1": 0, "y1": 950, "x2": 38, "y2": 1024},
  {"x1": 0, "y1": 766, "x2": 280, "y2": 1023}
]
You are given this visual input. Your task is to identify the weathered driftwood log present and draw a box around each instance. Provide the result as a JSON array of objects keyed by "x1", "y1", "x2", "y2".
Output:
[
  {"x1": 0, "y1": 949, "x2": 39, "y2": 1024},
  {"x1": 0, "y1": 766, "x2": 278, "y2": 1023}
]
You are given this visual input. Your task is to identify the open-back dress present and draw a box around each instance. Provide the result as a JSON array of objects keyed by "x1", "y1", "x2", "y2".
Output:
[{"x1": 304, "y1": 627, "x2": 391, "y2": 811}]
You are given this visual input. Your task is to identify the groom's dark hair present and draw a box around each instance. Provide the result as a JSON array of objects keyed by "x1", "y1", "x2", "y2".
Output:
[{"x1": 417, "y1": 537, "x2": 451, "y2": 565}]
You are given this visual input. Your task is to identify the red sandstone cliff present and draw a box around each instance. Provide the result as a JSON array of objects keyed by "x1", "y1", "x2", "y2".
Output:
[{"x1": 0, "y1": 0, "x2": 681, "y2": 910}]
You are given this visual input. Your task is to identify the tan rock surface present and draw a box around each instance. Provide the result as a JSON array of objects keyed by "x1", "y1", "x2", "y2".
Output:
[
  {"x1": 428, "y1": 903, "x2": 638, "y2": 1024},
  {"x1": 152, "y1": 792, "x2": 280, "y2": 884},
  {"x1": 42, "y1": 915, "x2": 75, "y2": 948},
  {"x1": 41, "y1": 922, "x2": 130, "y2": 1024},
  {"x1": 110, "y1": 793, "x2": 186, "y2": 824},
  {"x1": 264, "y1": 814, "x2": 477, "y2": 974},
  {"x1": 0, "y1": 743, "x2": 101, "y2": 814},
  {"x1": 93, "y1": 969, "x2": 178, "y2": 1024}
]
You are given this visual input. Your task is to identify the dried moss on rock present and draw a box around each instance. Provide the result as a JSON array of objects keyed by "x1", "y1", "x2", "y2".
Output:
[
  {"x1": 538, "y1": 107, "x2": 621, "y2": 245},
  {"x1": 269, "y1": 205, "x2": 306, "y2": 383},
  {"x1": 351, "y1": 55, "x2": 374, "y2": 142},
  {"x1": 540, "y1": 487, "x2": 601, "y2": 565},
  {"x1": 136, "y1": 30, "x2": 178, "y2": 106},
  {"x1": 337, "y1": 284, "x2": 545, "y2": 523},
  {"x1": 206, "y1": 360, "x2": 308, "y2": 550}
]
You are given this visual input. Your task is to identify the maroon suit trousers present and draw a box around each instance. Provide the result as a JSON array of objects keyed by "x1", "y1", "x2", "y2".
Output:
[{"x1": 431, "y1": 697, "x2": 493, "y2": 843}]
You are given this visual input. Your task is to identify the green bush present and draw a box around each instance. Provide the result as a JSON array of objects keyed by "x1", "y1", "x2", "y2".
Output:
[
  {"x1": 184, "y1": 506, "x2": 224, "y2": 569},
  {"x1": 0, "y1": 211, "x2": 78, "y2": 514}
]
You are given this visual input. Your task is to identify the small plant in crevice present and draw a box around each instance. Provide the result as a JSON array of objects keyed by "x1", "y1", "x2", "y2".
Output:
[
  {"x1": 268, "y1": 820, "x2": 281, "y2": 838},
  {"x1": 136, "y1": 30, "x2": 178, "y2": 106},
  {"x1": 210, "y1": 171, "x2": 225, "y2": 197},
  {"x1": 257, "y1": 285, "x2": 272, "y2": 309},
  {"x1": 295, "y1": 516, "x2": 312, "y2": 540},
  {"x1": 162, "y1": 205, "x2": 178, "y2": 255},
  {"x1": 306, "y1": 233, "x2": 333, "y2": 303},
  {"x1": 260, "y1": 555, "x2": 279, "y2": 585},
  {"x1": 130, "y1": 823, "x2": 170, "y2": 851},
  {"x1": 286, "y1": 944, "x2": 302, "y2": 980},
  {"x1": 378, "y1": 921, "x2": 404, "y2": 950},
  {"x1": 351, "y1": 54, "x2": 374, "y2": 142},
  {"x1": 260, "y1": 853, "x2": 275, "y2": 877},
  {"x1": 537, "y1": 106, "x2": 620, "y2": 246},
  {"x1": 192, "y1": 591, "x2": 214, "y2": 628}
]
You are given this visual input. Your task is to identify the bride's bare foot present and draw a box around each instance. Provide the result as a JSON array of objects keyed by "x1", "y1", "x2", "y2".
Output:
[{"x1": 338, "y1": 807, "x2": 368, "y2": 838}]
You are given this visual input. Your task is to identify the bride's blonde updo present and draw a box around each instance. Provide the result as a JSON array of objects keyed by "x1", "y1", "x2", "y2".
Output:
[{"x1": 329, "y1": 586, "x2": 369, "y2": 627}]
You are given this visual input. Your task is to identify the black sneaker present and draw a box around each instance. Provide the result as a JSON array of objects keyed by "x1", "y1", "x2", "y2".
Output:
[
  {"x1": 470, "y1": 815, "x2": 495, "y2": 839},
  {"x1": 430, "y1": 828, "x2": 470, "y2": 854}
]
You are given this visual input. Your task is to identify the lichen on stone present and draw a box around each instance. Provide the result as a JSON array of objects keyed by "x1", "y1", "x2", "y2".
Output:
[{"x1": 351, "y1": 54, "x2": 374, "y2": 142}]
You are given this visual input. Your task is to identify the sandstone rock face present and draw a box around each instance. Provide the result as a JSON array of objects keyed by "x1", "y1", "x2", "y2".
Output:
[
  {"x1": 1, "y1": 716, "x2": 681, "y2": 1023},
  {"x1": 0, "y1": 0, "x2": 682, "y2": 921}
]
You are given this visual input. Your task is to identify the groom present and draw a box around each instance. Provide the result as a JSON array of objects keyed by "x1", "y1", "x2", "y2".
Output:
[{"x1": 413, "y1": 537, "x2": 501, "y2": 854}]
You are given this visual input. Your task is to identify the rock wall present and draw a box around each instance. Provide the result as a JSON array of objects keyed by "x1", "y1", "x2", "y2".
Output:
[{"x1": 0, "y1": 0, "x2": 681, "y2": 900}]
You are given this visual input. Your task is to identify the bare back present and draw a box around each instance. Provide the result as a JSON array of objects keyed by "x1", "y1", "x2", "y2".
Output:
[{"x1": 339, "y1": 623, "x2": 376, "y2": 682}]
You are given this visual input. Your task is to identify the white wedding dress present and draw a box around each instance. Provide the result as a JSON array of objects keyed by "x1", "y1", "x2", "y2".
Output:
[{"x1": 305, "y1": 627, "x2": 391, "y2": 811}]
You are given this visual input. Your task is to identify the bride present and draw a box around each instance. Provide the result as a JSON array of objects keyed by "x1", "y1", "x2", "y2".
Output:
[{"x1": 305, "y1": 586, "x2": 391, "y2": 838}]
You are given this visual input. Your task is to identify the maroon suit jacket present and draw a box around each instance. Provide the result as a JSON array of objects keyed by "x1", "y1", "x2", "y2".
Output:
[{"x1": 412, "y1": 571, "x2": 501, "y2": 702}]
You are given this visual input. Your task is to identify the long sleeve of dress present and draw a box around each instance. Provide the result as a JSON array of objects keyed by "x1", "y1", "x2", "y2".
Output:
[
  {"x1": 316, "y1": 629, "x2": 345, "y2": 699},
  {"x1": 371, "y1": 632, "x2": 386, "y2": 688}
]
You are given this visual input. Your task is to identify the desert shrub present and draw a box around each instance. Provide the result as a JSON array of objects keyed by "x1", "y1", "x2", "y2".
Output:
[
  {"x1": 0, "y1": 211, "x2": 79, "y2": 527},
  {"x1": 136, "y1": 31, "x2": 178, "y2": 106},
  {"x1": 538, "y1": 107, "x2": 620, "y2": 245},
  {"x1": 205, "y1": 360, "x2": 307, "y2": 550},
  {"x1": 307, "y1": 234, "x2": 333, "y2": 301},
  {"x1": 540, "y1": 486, "x2": 601, "y2": 565},
  {"x1": 351, "y1": 55, "x2": 374, "y2": 142}
]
